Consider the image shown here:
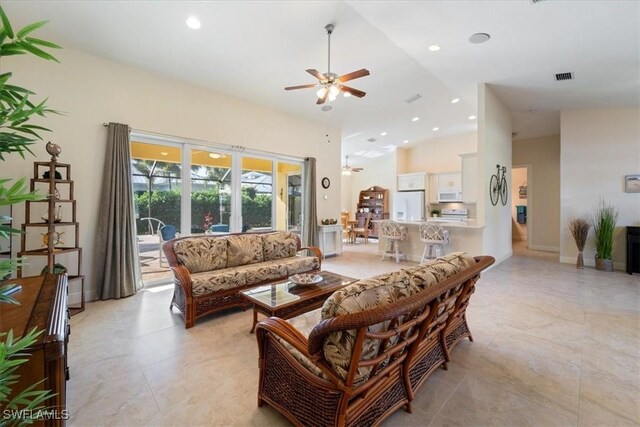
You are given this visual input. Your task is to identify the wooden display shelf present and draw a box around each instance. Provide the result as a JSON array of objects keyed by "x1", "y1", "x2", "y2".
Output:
[
  {"x1": 32, "y1": 179, "x2": 73, "y2": 184},
  {"x1": 19, "y1": 247, "x2": 81, "y2": 256},
  {"x1": 23, "y1": 221, "x2": 79, "y2": 227},
  {"x1": 29, "y1": 199, "x2": 74, "y2": 203}
]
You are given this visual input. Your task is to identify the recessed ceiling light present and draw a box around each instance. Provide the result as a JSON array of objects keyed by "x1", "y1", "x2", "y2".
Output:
[
  {"x1": 412, "y1": 117, "x2": 420, "y2": 122},
  {"x1": 186, "y1": 16, "x2": 201, "y2": 30},
  {"x1": 468, "y1": 115, "x2": 476, "y2": 120},
  {"x1": 469, "y1": 33, "x2": 490, "y2": 44},
  {"x1": 208, "y1": 152, "x2": 222, "y2": 159},
  {"x1": 451, "y1": 98, "x2": 460, "y2": 104},
  {"x1": 380, "y1": 131, "x2": 387, "y2": 136},
  {"x1": 403, "y1": 140, "x2": 409, "y2": 144},
  {"x1": 160, "y1": 151, "x2": 168, "y2": 156},
  {"x1": 428, "y1": 45, "x2": 441, "y2": 52},
  {"x1": 432, "y1": 127, "x2": 440, "y2": 131}
]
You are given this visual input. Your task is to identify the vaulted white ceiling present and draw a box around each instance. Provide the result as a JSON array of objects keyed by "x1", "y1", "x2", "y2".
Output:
[{"x1": 4, "y1": 1, "x2": 639, "y2": 166}]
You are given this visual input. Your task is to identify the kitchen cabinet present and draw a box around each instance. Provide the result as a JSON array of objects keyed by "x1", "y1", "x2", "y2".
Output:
[
  {"x1": 460, "y1": 153, "x2": 478, "y2": 203},
  {"x1": 428, "y1": 175, "x2": 439, "y2": 203},
  {"x1": 438, "y1": 173, "x2": 462, "y2": 191},
  {"x1": 397, "y1": 172, "x2": 427, "y2": 191}
]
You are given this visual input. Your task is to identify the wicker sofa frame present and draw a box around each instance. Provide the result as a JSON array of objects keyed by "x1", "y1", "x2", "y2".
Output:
[
  {"x1": 256, "y1": 255, "x2": 494, "y2": 427},
  {"x1": 163, "y1": 232, "x2": 322, "y2": 329}
]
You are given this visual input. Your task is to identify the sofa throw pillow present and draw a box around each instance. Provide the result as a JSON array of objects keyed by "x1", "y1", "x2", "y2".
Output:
[
  {"x1": 173, "y1": 237, "x2": 227, "y2": 274},
  {"x1": 227, "y1": 234, "x2": 264, "y2": 267},
  {"x1": 403, "y1": 252, "x2": 475, "y2": 290},
  {"x1": 262, "y1": 231, "x2": 298, "y2": 261}
]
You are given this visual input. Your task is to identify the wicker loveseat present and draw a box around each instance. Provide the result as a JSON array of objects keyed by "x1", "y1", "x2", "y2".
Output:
[
  {"x1": 163, "y1": 231, "x2": 322, "y2": 328},
  {"x1": 256, "y1": 252, "x2": 494, "y2": 427}
]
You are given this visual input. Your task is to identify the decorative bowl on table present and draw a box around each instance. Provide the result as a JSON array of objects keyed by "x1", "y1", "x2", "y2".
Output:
[{"x1": 289, "y1": 273, "x2": 323, "y2": 286}]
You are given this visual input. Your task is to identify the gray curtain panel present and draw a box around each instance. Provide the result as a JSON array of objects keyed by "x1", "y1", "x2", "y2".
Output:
[
  {"x1": 303, "y1": 157, "x2": 319, "y2": 247},
  {"x1": 95, "y1": 122, "x2": 142, "y2": 300}
]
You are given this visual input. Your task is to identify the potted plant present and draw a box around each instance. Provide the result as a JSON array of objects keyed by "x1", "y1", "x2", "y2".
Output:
[
  {"x1": 591, "y1": 199, "x2": 618, "y2": 272},
  {"x1": 568, "y1": 217, "x2": 590, "y2": 269},
  {"x1": 0, "y1": 6, "x2": 62, "y2": 423}
]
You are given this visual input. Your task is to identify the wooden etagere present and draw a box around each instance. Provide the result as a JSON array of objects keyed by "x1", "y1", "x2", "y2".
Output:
[
  {"x1": 18, "y1": 158, "x2": 85, "y2": 315},
  {"x1": 356, "y1": 186, "x2": 389, "y2": 238}
]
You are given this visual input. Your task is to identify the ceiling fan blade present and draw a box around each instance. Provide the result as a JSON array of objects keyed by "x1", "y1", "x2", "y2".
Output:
[
  {"x1": 340, "y1": 85, "x2": 366, "y2": 98},
  {"x1": 284, "y1": 83, "x2": 317, "y2": 91},
  {"x1": 338, "y1": 69, "x2": 370, "y2": 83},
  {"x1": 306, "y1": 69, "x2": 327, "y2": 82},
  {"x1": 316, "y1": 90, "x2": 328, "y2": 105},
  {"x1": 352, "y1": 168, "x2": 364, "y2": 172}
]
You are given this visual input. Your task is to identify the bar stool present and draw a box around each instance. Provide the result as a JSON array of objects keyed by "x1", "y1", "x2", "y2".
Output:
[
  {"x1": 419, "y1": 223, "x2": 449, "y2": 263},
  {"x1": 380, "y1": 220, "x2": 407, "y2": 263}
]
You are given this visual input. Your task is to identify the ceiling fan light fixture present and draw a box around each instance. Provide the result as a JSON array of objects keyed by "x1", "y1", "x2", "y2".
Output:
[
  {"x1": 341, "y1": 169, "x2": 352, "y2": 176},
  {"x1": 343, "y1": 91, "x2": 351, "y2": 98},
  {"x1": 316, "y1": 87, "x2": 327, "y2": 98}
]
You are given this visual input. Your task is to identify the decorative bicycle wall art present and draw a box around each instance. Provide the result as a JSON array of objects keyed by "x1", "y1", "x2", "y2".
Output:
[{"x1": 489, "y1": 164, "x2": 508, "y2": 206}]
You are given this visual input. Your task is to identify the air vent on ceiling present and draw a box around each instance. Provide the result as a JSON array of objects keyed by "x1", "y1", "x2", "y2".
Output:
[
  {"x1": 404, "y1": 94, "x2": 422, "y2": 104},
  {"x1": 366, "y1": 137, "x2": 377, "y2": 143},
  {"x1": 530, "y1": 0, "x2": 546, "y2": 3},
  {"x1": 555, "y1": 72, "x2": 574, "y2": 81}
]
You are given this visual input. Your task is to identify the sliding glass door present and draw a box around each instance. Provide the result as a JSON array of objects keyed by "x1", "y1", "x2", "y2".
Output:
[{"x1": 130, "y1": 134, "x2": 305, "y2": 286}]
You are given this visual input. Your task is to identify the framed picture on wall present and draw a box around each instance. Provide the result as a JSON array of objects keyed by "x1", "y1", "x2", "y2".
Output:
[{"x1": 625, "y1": 175, "x2": 640, "y2": 193}]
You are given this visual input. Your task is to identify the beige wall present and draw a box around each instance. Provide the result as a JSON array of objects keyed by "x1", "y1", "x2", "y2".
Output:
[
  {"x1": 347, "y1": 153, "x2": 398, "y2": 217},
  {"x1": 2, "y1": 48, "x2": 342, "y2": 302},
  {"x1": 511, "y1": 167, "x2": 528, "y2": 241},
  {"x1": 560, "y1": 108, "x2": 640, "y2": 269},
  {"x1": 478, "y1": 84, "x2": 513, "y2": 263},
  {"x1": 513, "y1": 135, "x2": 561, "y2": 251},
  {"x1": 401, "y1": 132, "x2": 477, "y2": 174}
]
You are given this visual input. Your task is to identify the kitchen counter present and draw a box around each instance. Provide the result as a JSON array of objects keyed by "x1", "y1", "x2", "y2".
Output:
[{"x1": 374, "y1": 219, "x2": 484, "y2": 262}]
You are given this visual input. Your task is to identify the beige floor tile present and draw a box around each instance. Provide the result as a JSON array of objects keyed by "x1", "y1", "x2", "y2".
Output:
[
  {"x1": 578, "y1": 369, "x2": 640, "y2": 427},
  {"x1": 63, "y1": 244, "x2": 639, "y2": 426},
  {"x1": 430, "y1": 375, "x2": 576, "y2": 427},
  {"x1": 469, "y1": 330, "x2": 582, "y2": 420}
]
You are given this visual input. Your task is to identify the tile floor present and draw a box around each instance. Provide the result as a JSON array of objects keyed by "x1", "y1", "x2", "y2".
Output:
[{"x1": 67, "y1": 242, "x2": 640, "y2": 426}]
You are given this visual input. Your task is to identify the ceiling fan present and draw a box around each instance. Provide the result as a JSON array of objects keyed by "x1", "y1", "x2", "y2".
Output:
[
  {"x1": 285, "y1": 24, "x2": 370, "y2": 105},
  {"x1": 341, "y1": 155, "x2": 363, "y2": 175}
]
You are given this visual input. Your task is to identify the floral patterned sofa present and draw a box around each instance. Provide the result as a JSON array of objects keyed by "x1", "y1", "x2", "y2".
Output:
[
  {"x1": 256, "y1": 252, "x2": 494, "y2": 427},
  {"x1": 163, "y1": 231, "x2": 322, "y2": 328}
]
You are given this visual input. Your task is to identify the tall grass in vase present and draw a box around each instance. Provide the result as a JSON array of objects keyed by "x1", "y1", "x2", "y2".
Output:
[
  {"x1": 568, "y1": 218, "x2": 590, "y2": 269},
  {"x1": 591, "y1": 199, "x2": 618, "y2": 272}
]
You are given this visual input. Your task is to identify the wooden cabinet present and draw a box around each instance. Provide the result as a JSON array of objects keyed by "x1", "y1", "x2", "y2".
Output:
[
  {"x1": 460, "y1": 153, "x2": 478, "y2": 204},
  {"x1": 318, "y1": 224, "x2": 342, "y2": 258},
  {"x1": 356, "y1": 186, "x2": 389, "y2": 238},
  {"x1": 0, "y1": 274, "x2": 69, "y2": 426},
  {"x1": 397, "y1": 173, "x2": 427, "y2": 191},
  {"x1": 18, "y1": 159, "x2": 84, "y2": 315}
]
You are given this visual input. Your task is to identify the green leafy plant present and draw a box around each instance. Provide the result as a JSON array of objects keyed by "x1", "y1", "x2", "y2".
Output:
[
  {"x1": 0, "y1": 6, "x2": 61, "y2": 424},
  {"x1": 0, "y1": 5, "x2": 61, "y2": 282},
  {"x1": 592, "y1": 198, "x2": 618, "y2": 260},
  {"x1": 0, "y1": 328, "x2": 57, "y2": 426}
]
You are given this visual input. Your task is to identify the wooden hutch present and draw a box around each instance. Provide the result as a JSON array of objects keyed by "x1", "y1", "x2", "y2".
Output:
[{"x1": 356, "y1": 186, "x2": 389, "y2": 238}]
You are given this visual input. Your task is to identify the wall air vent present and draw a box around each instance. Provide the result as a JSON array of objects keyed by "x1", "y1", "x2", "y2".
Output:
[
  {"x1": 404, "y1": 94, "x2": 422, "y2": 104},
  {"x1": 366, "y1": 137, "x2": 377, "y2": 143},
  {"x1": 555, "y1": 72, "x2": 574, "y2": 81}
]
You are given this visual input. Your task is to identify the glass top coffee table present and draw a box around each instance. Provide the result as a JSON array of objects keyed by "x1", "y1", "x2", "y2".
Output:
[{"x1": 242, "y1": 271, "x2": 356, "y2": 333}]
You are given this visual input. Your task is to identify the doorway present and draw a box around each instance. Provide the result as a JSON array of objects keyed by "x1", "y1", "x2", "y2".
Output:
[{"x1": 511, "y1": 166, "x2": 529, "y2": 252}]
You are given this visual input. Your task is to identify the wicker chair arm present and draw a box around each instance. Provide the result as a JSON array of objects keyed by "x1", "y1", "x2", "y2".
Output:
[
  {"x1": 170, "y1": 264, "x2": 193, "y2": 298},
  {"x1": 298, "y1": 246, "x2": 323, "y2": 268},
  {"x1": 255, "y1": 317, "x2": 311, "y2": 357}
]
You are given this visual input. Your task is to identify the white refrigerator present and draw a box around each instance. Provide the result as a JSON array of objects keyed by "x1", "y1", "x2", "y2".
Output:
[{"x1": 393, "y1": 191, "x2": 425, "y2": 221}]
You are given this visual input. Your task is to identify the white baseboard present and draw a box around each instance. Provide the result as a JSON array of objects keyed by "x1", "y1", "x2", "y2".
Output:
[
  {"x1": 560, "y1": 256, "x2": 625, "y2": 271},
  {"x1": 529, "y1": 245, "x2": 560, "y2": 253}
]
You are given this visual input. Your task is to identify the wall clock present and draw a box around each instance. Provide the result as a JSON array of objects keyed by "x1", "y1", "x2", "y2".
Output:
[{"x1": 321, "y1": 177, "x2": 331, "y2": 189}]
